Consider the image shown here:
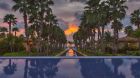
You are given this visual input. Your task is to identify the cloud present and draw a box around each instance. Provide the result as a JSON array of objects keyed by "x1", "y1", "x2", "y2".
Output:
[
  {"x1": 69, "y1": 0, "x2": 87, "y2": 3},
  {"x1": 0, "y1": 2, "x2": 10, "y2": 11},
  {"x1": 0, "y1": 0, "x2": 140, "y2": 38},
  {"x1": 16, "y1": 21, "x2": 24, "y2": 29},
  {"x1": 121, "y1": 15, "x2": 132, "y2": 27},
  {"x1": 52, "y1": 0, "x2": 86, "y2": 25},
  {"x1": 128, "y1": 0, "x2": 140, "y2": 2},
  {"x1": 126, "y1": 0, "x2": 140, "y2": 15},
  {"x1": 57, "y1": 19, "x2": 68, "y2": 30},
  {"x1": 118, "y1": 59, "x2": 138, "y2": 78}
]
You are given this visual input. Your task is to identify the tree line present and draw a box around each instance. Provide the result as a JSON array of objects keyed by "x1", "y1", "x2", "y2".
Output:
[{"x1": 73, "y1": 0, "x2": 140, "y2": 54}]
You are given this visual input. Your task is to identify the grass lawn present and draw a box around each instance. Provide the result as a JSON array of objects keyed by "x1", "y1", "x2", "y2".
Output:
[
  {"x1": 78, "y1": 49, "x2": 140, "y2": 56},
  {"x1": 3, "y1": 52, "x2": 30, "y2": 56},
  {"x1": 2, "y1": 50, "x2": 140, "y2": 56},
  {"x1": 3, "y1": 50, "x2": 65, "y2": 56}
]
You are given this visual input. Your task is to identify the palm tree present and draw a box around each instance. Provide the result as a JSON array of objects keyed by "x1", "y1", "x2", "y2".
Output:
[
  {"x1": 12, "y1": 0, "x2": 29, "y2": 40},
  {"x1": 12, "y1": 27, "x2": 19, "y2": 37},
  {"x1": 26, "y1": 0, "x2": 67, "y2": 54},
  {"x1": 3, "y1": 14, "x2": 17, "y2": 35},
  {"x1": 112, "y1": 20, "x2": 123, "y2": 40},
  {"x1": 80, "y1": 0, "x2": 112, "y2": 52},
  {"x1": 30, "y1": 0, "x2": 53, "y2": 53},
  {"x1": 111, "y1": 20, "x2": 123, "y2": 53},
  {"x1": 106, "y1": 0, "x2": 127, "y2": 53},
  {"x1": 104, "y1": 31, "x2": 113, "y2": 43},
  {"x1": 12, "y1": 0, "x2": 31, "y2": 52},
  {"x1": 124, "y1": 26, "x2": 133, "y2": 36},
  {"x1": 12, "y1": 0, "x2": 67, "y2": 54},
  {"x1": 3, "y1": 14, "x2": 17, "y2": 52},
  {"x1": 131, "y1": 9, "x2": 140, "y2": 29},
  {"x1": 81, "y1": 0, "x2": 101, "y2": 51}
]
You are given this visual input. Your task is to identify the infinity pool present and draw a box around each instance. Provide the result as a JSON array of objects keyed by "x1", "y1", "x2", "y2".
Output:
[{"x1": 0, "y1": 57, "x2": 140, "y2": 78}]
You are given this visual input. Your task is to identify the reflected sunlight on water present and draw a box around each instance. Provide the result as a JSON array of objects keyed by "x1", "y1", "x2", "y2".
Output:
[{"x1": 67, "y1": 49, "x2": 75, "y2": 56}]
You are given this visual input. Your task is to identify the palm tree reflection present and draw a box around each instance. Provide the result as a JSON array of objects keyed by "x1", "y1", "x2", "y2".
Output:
[
  {"x1": 24, "y1": 59, "x2": 60, "y2": 78},
  {"x1": 79, "y1": 59, "x2": 124, "y2": 78},
  {"x1": 24, "y1": 59, "x2": 29, "y2": 78},
  {"x1": 3, "y1": 59, "x2": 17, "y2": 75}
]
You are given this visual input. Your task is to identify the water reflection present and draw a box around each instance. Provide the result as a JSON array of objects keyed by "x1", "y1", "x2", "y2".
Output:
[
  {"x1": 0, "y1": 58, "x2": 139, "y2": 78},
  {"x1": 4, "y1": 59, "x2": 16, "y2": 75},
  {"x1": 118, "y1": 59, "x2": 138, "y2": 78},
  {"x1": 66, "y1": 49, "x2": 77, "y2": 56},
  {"x1": 56, "y1": 59, "x2": 83, "y2": 78},
  {"x1": 104, "y1": 59, "x2": 115, "y2": 72},
  {"x1": 28, "y1": 59, "x2": 60, "y2": 78}
]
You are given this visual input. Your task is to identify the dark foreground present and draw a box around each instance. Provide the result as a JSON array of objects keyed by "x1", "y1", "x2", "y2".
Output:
[{"x1": 0, "y1": 57, "x2": 140, "y2": 78}]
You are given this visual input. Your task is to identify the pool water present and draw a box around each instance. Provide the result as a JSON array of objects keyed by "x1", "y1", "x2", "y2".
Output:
[{"x1": 0, "y1": 58, "x2": 140, "y2": 78}]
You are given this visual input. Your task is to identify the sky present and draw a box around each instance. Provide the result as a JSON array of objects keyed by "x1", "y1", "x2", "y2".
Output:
[{"x1": 0, "y1": 0, "x2": 140, "y2": 41}]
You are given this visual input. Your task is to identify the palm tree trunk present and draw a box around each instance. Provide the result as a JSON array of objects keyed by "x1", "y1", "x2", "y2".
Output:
[
  {"x1": 38, "y1": 2, "x2": 45, "y2": 53},
  {"x1": 9, "y1": 22, "x2": 12, "y2": 52},
  {"x1": 15, "y1": 31, "x2": 16, "y2": 37},
  {"x1": 137, "y1": 24, "x2": 140, "y2": 50},
  {"x1": 23, "y1": 12, "x2": 30, "y2": 52},
  {"x1": 9, "y1": 22, "x2": 12, "y2": 35},
  {"x1": 114, "y1": 30, "x2": 118, "y2": 53},
  {"x1": 101, "y1": 26, "x2": 105, "y2": 52},
  {"x1": 97, "y1": 27, "x2": 101, "y2": 52},
  {"x1": 138, "y1": 38, "x2": 140, "y2": 51},
  {"x1": 91, "y1": 29, "x2": 96, "y2": 51},
  {"x1": 24, "y1": 12, "x2": 28, "y2": 38},
  {"x1": 98, "y1": 27, "x2": 101, "y2": 40},
  {"x1": 138, "y1": 24, "x2": 140, "y2": 29}
]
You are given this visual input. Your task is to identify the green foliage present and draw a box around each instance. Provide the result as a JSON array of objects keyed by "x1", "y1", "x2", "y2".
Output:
[
  {"x1": 0, "y1": 27, "x2": 8, "y2": 38},
  {"x1": 3, "y1": 14, "x2": 17, "y2": 24},
  {"x1": 124, "y1": 26, "x2": 133, "y2": 36},
  {"x1": 12, "y1": 27, "x2": 19, "y2": 32},
  {"x1": 127, "y1": 51, "x2": 140, "y2": 56},
  {"x1": 0, "y1": 35, "x2": 25, "y2": 53},
  {"x1": 131, "y1": 9, "x2": 140, "y2": 28},
  {"x1": 133, "y1": 29, "x2": 140, "y2": 37},
  {"x1": 0, "y1": 27, "x2": 8, "y2": 33},
  {"x1": 3, "y1": 49, "x2": 64, "y2": 56},
  {"x1": 78, "y1": 49, "x2": 140, "y2": 56}
]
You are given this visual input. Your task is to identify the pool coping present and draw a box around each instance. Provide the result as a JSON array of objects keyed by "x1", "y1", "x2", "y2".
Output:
[{"x1": 0, "y1": 56, "x2": 140, "y2": 59}]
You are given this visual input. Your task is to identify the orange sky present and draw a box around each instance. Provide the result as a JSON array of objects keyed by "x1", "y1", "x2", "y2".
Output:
[
  {"x1": 64, "y1": 23, "x2": 79, "y2": 36},
  {"x1": 0, "y1": 23, "x2": 79, "y2": 37}
]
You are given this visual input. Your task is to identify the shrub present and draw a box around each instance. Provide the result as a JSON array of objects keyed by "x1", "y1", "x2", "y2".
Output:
[{"x1": 0, "y1": 36, "x2": 25, "y2": 54}]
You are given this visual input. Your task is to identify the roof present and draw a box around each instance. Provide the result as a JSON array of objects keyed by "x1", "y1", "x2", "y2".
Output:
[{"x1": 118, "y1": 36, "x2": 138, "y2": 43}]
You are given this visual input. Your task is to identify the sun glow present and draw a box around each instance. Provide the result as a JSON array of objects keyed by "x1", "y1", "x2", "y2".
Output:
[{"x1": 64, "y1": 23, "x2": 79, "y2": 36}]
